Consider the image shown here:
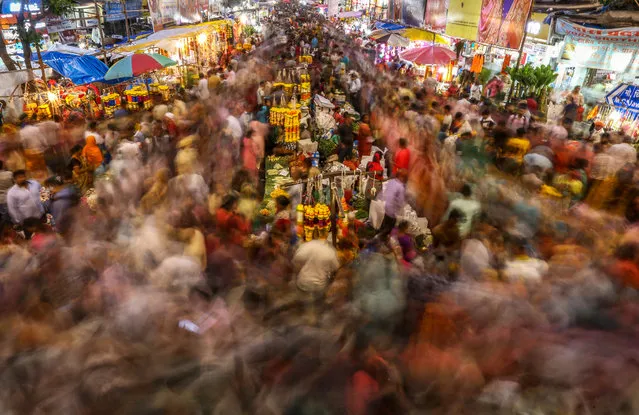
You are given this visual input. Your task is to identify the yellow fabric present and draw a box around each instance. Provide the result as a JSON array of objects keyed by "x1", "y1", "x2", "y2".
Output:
[
  {"x1": 540, "y1": 185, "x2": 562, "y2": 198},
  {"x1": 503, "y1": 137, "x2": 530, "y2": 163},
  {"x1": 399, "y1": 28, "x2": 448, "y2": 44}
]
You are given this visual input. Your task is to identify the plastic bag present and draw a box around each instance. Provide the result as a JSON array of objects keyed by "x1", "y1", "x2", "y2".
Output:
[{"x1": 369, "y1": 199, "x2": 385, "y2": 230}]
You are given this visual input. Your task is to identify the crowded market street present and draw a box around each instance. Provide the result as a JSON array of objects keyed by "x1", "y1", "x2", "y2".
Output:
[{"x1": 2, "y1": 2, "x2": 639, "y2": 414}]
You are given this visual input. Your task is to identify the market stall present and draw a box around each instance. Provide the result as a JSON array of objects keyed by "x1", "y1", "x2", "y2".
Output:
[{"x1": 115, "y1": 19, "x2": 234, "y2": 81}]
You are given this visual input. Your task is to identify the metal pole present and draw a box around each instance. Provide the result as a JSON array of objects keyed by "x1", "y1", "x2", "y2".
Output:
[
  {"x1": 94, "y1": 0, "x2": 108, "y2": 63},
  {"x1": 506, "y1": 6, "x2": 533, "y2": 104},
  {"x1": 122, "y1": 0, "x2": 132, "y2": 43}
]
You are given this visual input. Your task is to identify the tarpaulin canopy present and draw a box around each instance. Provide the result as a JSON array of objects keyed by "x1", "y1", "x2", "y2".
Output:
[
  {"x1": 116, "y1": 19, "x2": 232, "y2": 53},
  {"x1": 39, "y1": 51, "x2": 113, "y2": 85},
  {"x1": 374, "y1": 21, "x2": 405, "y2": 31}
]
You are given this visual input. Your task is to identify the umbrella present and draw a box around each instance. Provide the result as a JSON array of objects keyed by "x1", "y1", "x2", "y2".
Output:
[
  {"x1": 369, "y1": 29, "x2": 390, "y2": 40},
  {"x1": 398, "y1": 28, "x2": 448, "y2": 44},
  {"x1": 400, "y1": 45, "x2": 456, "y2": 65},
  {"x1": 104, "y1": 53, "x2": 177, "y2": 81},
  {"x1": 375, "y1": 33, "x2": 410, "y2": 48}
]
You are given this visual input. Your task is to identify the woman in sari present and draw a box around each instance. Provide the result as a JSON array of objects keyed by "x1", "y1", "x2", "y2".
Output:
[
  {"x1": 82, "y1": 135, "x2": 104, "y2": 173},
  {"x1": 68, "y1": 144, "x2": 92, "y2": 194}
]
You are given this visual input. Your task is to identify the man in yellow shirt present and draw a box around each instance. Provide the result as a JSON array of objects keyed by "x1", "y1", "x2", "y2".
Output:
[
  {"x1": 207, "y1": 68, "x2": 221, "y2": 91},
  {"x1": 501, "y1": 128, "x2": 530, "y2": 174}
]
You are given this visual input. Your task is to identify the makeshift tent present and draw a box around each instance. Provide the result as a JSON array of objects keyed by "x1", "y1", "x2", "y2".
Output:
[{"x1": 39, "y1": 51, "x2": 114, "y2": 85}]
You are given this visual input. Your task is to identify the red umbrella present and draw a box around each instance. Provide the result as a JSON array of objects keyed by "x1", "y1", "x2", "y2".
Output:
[{"x1": 399, "y1": 45, "x2": 456, "y2": 65}]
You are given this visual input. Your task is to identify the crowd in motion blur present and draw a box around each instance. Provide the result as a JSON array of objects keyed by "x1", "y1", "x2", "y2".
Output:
[{"x1": 3, "y1": 3, "x2": 639, "y2": 414}]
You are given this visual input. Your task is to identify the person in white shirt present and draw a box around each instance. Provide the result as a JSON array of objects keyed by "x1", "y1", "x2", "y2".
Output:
[
  {"x1": 348, "y1": 72, "x2": 362, "y2": 94},
  {"x1": 7, "y1": 170, "x2": 43, "y2": 225},
  {"x1": 294, "y1": 239, "x2": 339, "y2": 294},
  {"x1": 84, "y1": 120, "x2": 104, "y2": 145},
  {"x1": 257, "y1": 81, "x2": 266, "y2": 106},
  {"x1": 442, "y1": 184, "x2": 481, "y2": 238},
  {"x1": 470, "y1": 80, "x2": 483, "y2": 102},
  {"x1": 502, "y1": 240, "x2": 548, "y2": 285},
  {"x1": 196, "y1": 72, "x2": 210, "y2": 100}
]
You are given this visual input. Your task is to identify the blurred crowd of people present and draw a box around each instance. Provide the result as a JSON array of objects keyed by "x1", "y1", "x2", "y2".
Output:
[{"x1": 1, "y1": 2, "x2": 639, "y2": 414}]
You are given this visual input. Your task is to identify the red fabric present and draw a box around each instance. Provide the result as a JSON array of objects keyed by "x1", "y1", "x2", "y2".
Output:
[
  {"x1": 346, "y1": 371, "x2": 379, "y2": 415},
  {"x1": 242, "y1": 137, "x2": 257, "y2": 174},
  {"x1": 608, "y1": 260, "x2": 639, "y2": 290},
  {"x1": 216, "y1": 208, "x2": 249, "y2": 245},
  {"x1": 394, "y1": 148, "x2": 411, "y2": 175},
  {"x1": 527, "y1": 98, "x2": 538, "y2": 113}
]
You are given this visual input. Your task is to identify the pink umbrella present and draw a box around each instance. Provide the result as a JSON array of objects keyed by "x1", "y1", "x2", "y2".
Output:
[{"x1": 399, "y1": 45, "x2": 456, "y2": 65}]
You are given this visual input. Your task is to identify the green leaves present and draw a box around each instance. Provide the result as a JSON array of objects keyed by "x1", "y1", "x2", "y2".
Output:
[
  {"x1": 506, "y1": 63, "x2": 558, "y2": 98},
  {"x1": 43, "y1": 0, "x2": 75, "y2": 17}
]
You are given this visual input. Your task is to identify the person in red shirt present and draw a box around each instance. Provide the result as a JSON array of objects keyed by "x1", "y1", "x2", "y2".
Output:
[
  {"x1": 366, "y1": 151, "x2": 384, "y2": 181},
  {"x1": 393, "y1": 137, "x2": 410, "y2": 175}
]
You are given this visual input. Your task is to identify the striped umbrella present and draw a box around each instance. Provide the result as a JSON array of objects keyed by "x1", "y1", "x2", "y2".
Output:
[{"x1": 104, "y1": 53, "x2": 177, "y2": 81}]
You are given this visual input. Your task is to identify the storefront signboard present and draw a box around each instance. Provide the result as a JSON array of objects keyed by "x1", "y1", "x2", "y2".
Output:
[
  {"x1": 1, "y1": 0, "x2": 41, "y2": 14},
  {"x1": 104, "y1": 0, "x2": 142, "y2": 22},
  {"x1": 46, "y1": 18, "x2": 76, "y2": 33},
  {"x1": 561, "y1": 36, "x2": 636, "y2": 72},
  {"x1": 606, "y1": 83, "x2": 639, "y2": 112},
  {"x1": 556, "y1": 19, "x2": 639, "y2": 43}
]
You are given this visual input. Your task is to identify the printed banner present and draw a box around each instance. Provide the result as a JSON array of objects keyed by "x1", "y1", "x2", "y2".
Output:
[
  {"x1": 555, "y1": 19, "x2": 639, "y2": 43},
  {"x1": 445, "y1": 0, "x2": 483, "y2": 40},
  {"x1": 424, "y1": 0, "x2": 448, "y2": 32},
  {"x1": 477, "y1": 0, "x2": 532, "y2": 48},
  {"x1": 561, "y1": 36, "x2": 637, "y2": 72},
  {"x1": 401, "y1": 0, "x2": 425, "y2": 28},
  {"x1": 477, "y1": 0, "x2": 500, "y2": 44},
  {"x1": 498, "y1": 0, "x2": 532, "y2": 49}
]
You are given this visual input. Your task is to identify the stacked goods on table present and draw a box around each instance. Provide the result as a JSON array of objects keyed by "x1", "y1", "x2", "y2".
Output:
[
  {"x1": 299, "y1": 73, "x2": 311, "y2": 105},
  {"x1": 102, "y1": 93, "x2": 122, "y2": 117},
  {"x1": 261, "y1": 156, "x2": 293, "y2": 216},
  {"x1": 301, "y1": 202, "x2": 330, "y2": 241},
  {"x1": 124, "y1": 86, "x2": 152, "y2": 111}
]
